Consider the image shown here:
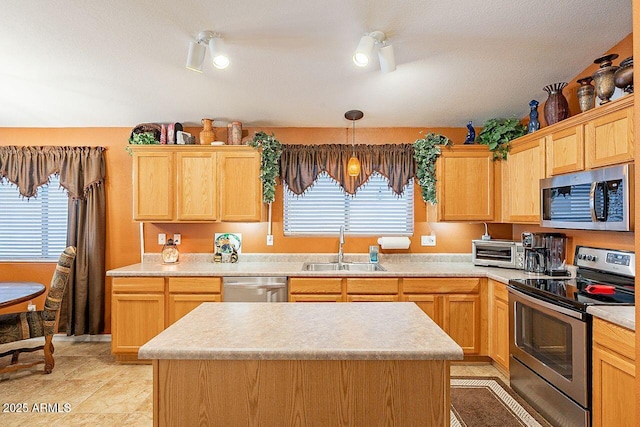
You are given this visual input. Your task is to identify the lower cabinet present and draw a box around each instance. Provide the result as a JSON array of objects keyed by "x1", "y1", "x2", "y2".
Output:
[
  {"x1": 111, "y1": 276, "x2": 221, "y2": 362},
  {"x1": 592, "y1": 317, "x2": 636, "y2": 427},
  {"x1": 288, "y1": 277, "x2": 400, "y2": 302},
  {"x1": 403, "y1": 278, "x2": 484, "y2": 355},
  {"x1": 488, "y1": 279, "x2": 509, "y2": 372}
]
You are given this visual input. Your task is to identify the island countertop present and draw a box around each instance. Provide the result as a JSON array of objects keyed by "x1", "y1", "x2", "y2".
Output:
[{"x1": 138, "y1": 302, "x2": 464, "y2": 361}]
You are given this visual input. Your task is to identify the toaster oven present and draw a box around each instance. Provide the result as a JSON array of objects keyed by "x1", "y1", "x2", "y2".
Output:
[{"x1": 472, "y1": 239, "x2": 524, "y2": 270}]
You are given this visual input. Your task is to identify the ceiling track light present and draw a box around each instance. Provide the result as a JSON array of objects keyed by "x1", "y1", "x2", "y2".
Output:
[
  {"x1": 353, "y1": 30, "x2": 396, "y2": 73},
  {"x1": 186, "y1": 30, "x2": 229, "y2": 72}
]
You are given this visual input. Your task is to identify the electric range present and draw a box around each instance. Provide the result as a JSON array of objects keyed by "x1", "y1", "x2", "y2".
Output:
[{"x1": 509, "y1": 245, "x2": 635, "y2": 312}]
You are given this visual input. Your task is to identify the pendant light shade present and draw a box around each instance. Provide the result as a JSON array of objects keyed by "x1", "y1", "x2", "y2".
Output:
[
  {"x1": 345, "y1": 110, "x2": 364, "y2": 177},
  {"x1": 347, "y1": 156, "x2": 361, "y2": 176}
]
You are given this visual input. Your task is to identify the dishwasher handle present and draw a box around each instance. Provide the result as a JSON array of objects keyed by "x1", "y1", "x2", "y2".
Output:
[{"x1": 224, "y1": 282, "x2": 286, "y2": 290}]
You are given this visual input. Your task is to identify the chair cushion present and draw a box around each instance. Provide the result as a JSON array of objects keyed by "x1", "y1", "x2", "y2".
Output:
[{"x1": 0, "y1": 311, "x2": 44, "y2": 344}]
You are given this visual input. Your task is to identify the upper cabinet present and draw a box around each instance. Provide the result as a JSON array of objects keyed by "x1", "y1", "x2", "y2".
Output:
[
  {"x1": 502, "y1": 135, "x2": 546, "y2": 223},
  {"x1": 543, "y1": 96, "x2": 634, "y2": 175},
  {"x1": 435, "y1": 145, "x2": 495, "y2": 221},
  {"x1": 501, "y1": 95, "x2": 634, "y2": 224},
  {"x1": 131, "y1": 145, "x2": 262, "y2": 222},
  {"x1": 585, "y1": 104, "x2": 634, "y2": 168}
]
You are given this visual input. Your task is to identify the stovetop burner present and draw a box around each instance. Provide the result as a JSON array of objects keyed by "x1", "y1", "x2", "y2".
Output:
[{"x1": 508, "y1": 246, "x2": 635, "y2": 312}]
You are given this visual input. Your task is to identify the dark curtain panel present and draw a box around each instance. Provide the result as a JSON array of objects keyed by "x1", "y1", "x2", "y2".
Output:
[
  {"x1": 280, "y1": 144, "x2": 415, "y2": 195},
  {"x1": 0, "y1": 146, "x2": 106, "y2": 335}
]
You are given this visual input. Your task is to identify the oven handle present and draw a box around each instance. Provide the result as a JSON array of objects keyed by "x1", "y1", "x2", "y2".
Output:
[{"x1": 507, "y1": 286, "x2": 585, "y2": 320}]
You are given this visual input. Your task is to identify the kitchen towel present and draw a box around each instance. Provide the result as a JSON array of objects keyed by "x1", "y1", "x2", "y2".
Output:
[{"x1": 377, "y1": 237, "x2": 410, "y2": 249}]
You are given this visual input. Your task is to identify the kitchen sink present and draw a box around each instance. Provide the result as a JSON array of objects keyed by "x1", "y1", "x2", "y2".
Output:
[{"x1": 301, "y1": 262, "x2": 386, "y2": 272}]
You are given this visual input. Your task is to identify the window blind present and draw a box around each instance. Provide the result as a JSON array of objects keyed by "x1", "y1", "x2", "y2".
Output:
[
  {"x1": 0, "y1": 176, "x2": 69, "y2": 260},
  {"x1": 284, "y1": 172, "x2": 414, "y2": 236}
]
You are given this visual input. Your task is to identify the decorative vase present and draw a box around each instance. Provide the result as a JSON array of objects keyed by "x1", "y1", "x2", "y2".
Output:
[
  {"x1": 592, "y1": 54, "x2": 619, "y2": 104},
  {"x1": 528, "y1": 100, "x2": 540, "y2": 133},
  {"x1": 463, "y1": 121, "x2": 475, "y2": 144},
  {"x1": 199, "y1": 118, "x2": 215, "y2": 145},
  {"x1": 576, "y1": 77, "x2": 595, "y2": 113},
  {"x1": 614, "y1": 56, "x2": 633, "y2": 94},
  {"x1": 543, "y1": 82, "x2": 569, "y2": 125},
  {"x1": 228, "y1": 121, "x2": 243, "y2": 145}
]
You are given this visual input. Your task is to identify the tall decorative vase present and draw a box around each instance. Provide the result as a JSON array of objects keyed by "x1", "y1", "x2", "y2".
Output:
[
  {"x1": 543, "y1": 82, "x2": 569, "y2": 125},
  {"x1": 592, "y1": 54, "x2": 619, "y2": 104},
  {"x1": 528, "y1": 100, "x2": 540, "y2": 133},
  {"x1": 199, "y1": 118, "x2": 215, "y2": 145},
  {"x1": 576, "y1": 77, "x2": 595, "y2": 113}
]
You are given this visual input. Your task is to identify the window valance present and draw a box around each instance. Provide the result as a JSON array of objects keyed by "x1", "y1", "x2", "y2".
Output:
[
  {"x1": 0, "y1": 146, "x2": 105, "y2": 199},
  {"x1": 280, "y1": 144, "x2": 415, "y2": 196}
]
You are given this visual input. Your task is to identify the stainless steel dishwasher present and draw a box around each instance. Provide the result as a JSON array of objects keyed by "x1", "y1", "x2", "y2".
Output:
[{"x1": 222, "y1": 277, "x2": 288, "y2": 302}]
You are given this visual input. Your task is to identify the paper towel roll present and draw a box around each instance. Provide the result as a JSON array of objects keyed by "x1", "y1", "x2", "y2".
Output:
[{"x1": 377, "y1": 237, "x2": 411, "y2": 249}]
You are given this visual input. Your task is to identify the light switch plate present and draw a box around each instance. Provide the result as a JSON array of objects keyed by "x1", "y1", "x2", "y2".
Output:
[
  {"x1": 158, "y1": 233, "x2": 166, "y2": 245},
  {"x1": 421, "y1": 235, "x2": 436, "y2": 246}
]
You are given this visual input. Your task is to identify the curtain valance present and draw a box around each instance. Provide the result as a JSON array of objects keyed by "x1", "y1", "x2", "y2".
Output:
[
  {"x1": 280, "y1": 144, "x2": 415, "y2": 196},
  {"x1": 0, "y1": 146, "x2": 105, "y2": 199}
]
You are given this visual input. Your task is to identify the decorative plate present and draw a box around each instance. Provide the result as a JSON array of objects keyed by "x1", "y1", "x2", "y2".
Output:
[{"x1": 214, "y1": 233, "x2": 242, "y2": 254}]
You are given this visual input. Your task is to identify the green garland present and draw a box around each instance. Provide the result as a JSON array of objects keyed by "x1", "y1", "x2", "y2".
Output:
[
  {"x1": 476, "y1": 118, "x2": 526, "y2": 160},
  {"x1": 248, "y1": 131, "x2": 283, "y2": 203},
  {"x1": 413, "y1": 132, "x2": 453, "y2": 205}
]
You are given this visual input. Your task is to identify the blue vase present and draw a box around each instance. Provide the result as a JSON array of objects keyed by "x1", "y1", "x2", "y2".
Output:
[
  {"x1": 528, "y1": 100, "x2": 540, "y2": 133},
  {"x1": 463, "y1": 121, "x2": 475, "y2": 144}
]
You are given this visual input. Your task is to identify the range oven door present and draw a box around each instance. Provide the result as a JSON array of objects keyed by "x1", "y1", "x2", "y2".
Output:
[{"x1": 508, "y1": 287, "x2": 589, "y2": 407}]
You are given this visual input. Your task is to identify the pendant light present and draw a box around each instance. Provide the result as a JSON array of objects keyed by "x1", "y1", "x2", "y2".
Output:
[{"x1": 344, "y1": 110, "x2": 363, "y2": 177}]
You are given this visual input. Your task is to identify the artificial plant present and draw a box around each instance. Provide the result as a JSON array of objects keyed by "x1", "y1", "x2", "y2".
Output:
[
  {"x1": 125, "y1": 131, "x2": 158, "y2": 155},
  {"x1": 476, "y1": 118, "x2": 526, "y2": 160},
  {"x1": 248, "y1": 131, "x2": 283, "y2": 203},
  {"x1": 413, "y1": 132, "x2": 453, "y2": 204}
]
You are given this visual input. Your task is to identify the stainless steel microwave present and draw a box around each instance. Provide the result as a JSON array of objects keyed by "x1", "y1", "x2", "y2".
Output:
[
  {"x1": 472, "y1": 240, "x2": 525, "y2": 270},
  {"x1": 540, "y1": 163, "x2": 634, "y2": 231}
]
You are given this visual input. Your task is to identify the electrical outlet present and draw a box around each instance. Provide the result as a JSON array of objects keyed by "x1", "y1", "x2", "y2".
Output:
[
  {"x1": 173, "y1": 234, "x2": 181, "y2": 245},
  {"x1": 158, "y1": 233, "x2": 166, "y2": 245},
  {"x1": 266, "y1": 235, "x2": 274, "y2": 246},
  {"x1": 421, "y1": 235, "x2": 436, "y2": 246}
]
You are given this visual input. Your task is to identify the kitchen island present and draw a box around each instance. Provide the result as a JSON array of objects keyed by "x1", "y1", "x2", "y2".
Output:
[{"x1": 139, "y1": 302, "x2": 463, "y2": 426}]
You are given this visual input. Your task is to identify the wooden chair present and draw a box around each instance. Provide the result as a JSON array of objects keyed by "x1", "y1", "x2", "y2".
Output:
[{"x1": 0, "y1": 246, "x2": 76, "y2": 375}]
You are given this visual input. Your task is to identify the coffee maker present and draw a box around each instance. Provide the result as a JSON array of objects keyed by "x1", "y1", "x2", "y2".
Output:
[{"x1": 521, "y1": 232, "x2": 569, "y2": 276}]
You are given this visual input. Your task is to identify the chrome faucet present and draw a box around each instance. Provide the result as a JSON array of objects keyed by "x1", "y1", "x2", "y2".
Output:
[{"x1": 337, "y1": 226, "x2": 345, "y2": 265}]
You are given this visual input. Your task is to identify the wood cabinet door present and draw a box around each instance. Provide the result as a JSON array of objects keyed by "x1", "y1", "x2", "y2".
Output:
[
  {"x1": 111, "y1": 293, "x2": 165, "y2": 354},
  {"x1": 219, "y1": 150, "x2": 262, "y2": 222},
  {"x1": 176, "y1": 151, "x2": 218, "y2": 221},
  {"x1": 442, "y1": 294, "x2": 480, "y2": 354},
  {"x1": 437, "y1": 146, "x2": 494, "y2": 221},
  {"x1": 403, "y1": 294, "x2": 439, "y2": 326},
  {"x1": 547, "y1": 125, "x2": 584, "y2": 175},
  {"x1": 168, "y1": 294, "x2": 221, "y2": 325},
  {"x1": 585, "y1": 106, "x2": 634, "y2": 169},
  {"x1": 592, "y1": 346, "x2": 636, "y2": 427},
  {"x1": 503, "y1": 137, "x2": 546, "y2": 223},
  {"x1": 489, "y1": 280, "x2": 509, "y2": 372},
  {"x1": 132, "y1": 151, "x2": 174, "y2": 221}
]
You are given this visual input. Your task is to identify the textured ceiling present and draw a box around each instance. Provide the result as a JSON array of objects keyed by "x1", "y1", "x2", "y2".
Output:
[{"x1": 0, "y1": 0, "x2": 632, "y2": 128}]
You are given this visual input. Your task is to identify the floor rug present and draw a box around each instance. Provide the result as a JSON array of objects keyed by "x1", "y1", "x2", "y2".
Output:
[{"x1": 450, "y1": 377, "x2": 553, "y2": 427}]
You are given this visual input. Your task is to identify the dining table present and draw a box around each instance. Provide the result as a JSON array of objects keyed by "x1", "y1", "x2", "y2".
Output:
[{"x1": 0, "y1": 282, "x2": 46, "y2": 309}]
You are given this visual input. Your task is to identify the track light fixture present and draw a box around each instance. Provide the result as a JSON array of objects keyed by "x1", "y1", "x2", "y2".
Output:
[
  {"x1": 353, "y1": 30, "x2": 396, "y2": 73},
  {"x1": 186, "y1": 30, "x2": 229, "y2": 72}
]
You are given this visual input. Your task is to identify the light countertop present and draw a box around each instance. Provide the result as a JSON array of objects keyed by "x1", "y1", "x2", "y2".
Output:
[
  {"x1": 587, "y1": 306, "x2": 635, "y2": 331},
  {"x1": 109, "y1": 253, "x2": 635, "y2": 331},
  {"x1": 138, "y1": 302, "x2": 464, "y2": 361}
]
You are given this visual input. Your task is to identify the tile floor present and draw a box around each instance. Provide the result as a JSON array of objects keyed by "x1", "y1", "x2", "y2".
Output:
[{"x1": 0, "y1": 337, "x2": 507, "y2": 427}]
